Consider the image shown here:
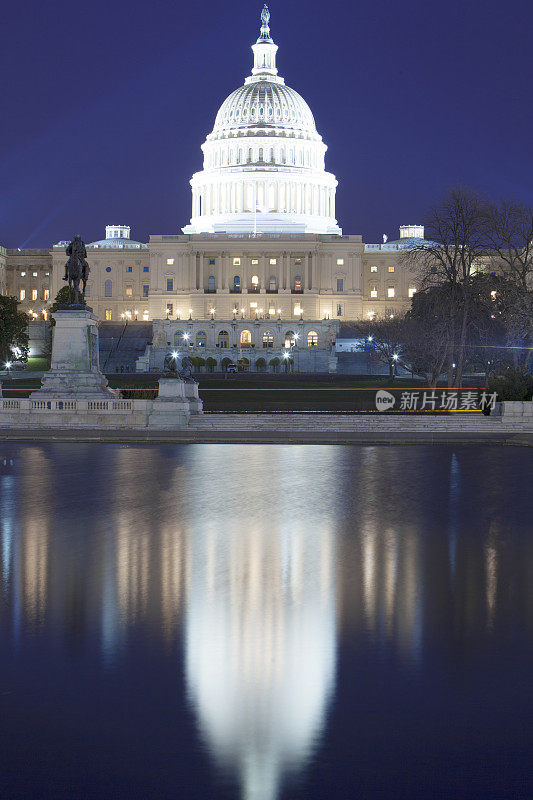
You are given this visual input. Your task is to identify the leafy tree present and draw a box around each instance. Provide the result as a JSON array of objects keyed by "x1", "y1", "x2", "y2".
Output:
[
  {"x1": 0, "y1": 296, "x2": 29, "y2": 364},
  {"x1": 269, "y1": 357, "x2": 280, "y2": 372},
  {"x1": 255, "y1": 357, "x2": 266, "y2": 371},
  {"x1": 221, "y1": 357, "x2": 233, "y2": 371},
  {"x1": 205, "y1": 356, "x2": 217, "y2": 372}
]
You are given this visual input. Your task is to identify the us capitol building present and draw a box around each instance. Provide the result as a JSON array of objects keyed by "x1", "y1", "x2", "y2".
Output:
[{"x1": 1, "y1": 7, "x2": 422, "y2": 372}]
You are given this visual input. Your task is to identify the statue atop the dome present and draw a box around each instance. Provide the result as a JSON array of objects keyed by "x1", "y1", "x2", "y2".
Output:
[{"x1": 259, "y1": 4, "x2": 271, "y2": 40}]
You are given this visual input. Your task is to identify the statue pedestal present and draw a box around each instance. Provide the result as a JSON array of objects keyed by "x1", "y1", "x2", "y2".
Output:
[
  {"x1": 184, "y1": 382, "x2": 203, "y2": 414},
  {"x1": 148, "y1": 377, "x2": 190, "y2": 428},
  {"x1": 34, "y1": 308, "x2": 115, "y2": 399}
]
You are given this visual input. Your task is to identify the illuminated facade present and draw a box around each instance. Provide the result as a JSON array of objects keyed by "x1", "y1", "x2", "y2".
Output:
[{"x1": 1, "y1": 6, "x2": 424, "y2": 365}]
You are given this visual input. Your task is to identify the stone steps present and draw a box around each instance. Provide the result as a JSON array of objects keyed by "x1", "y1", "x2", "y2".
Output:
[{"x1": 189, "y1": 414, "x2": 529, "y2": 433}]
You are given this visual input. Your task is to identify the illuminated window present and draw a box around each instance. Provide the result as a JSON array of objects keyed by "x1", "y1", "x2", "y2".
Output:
[
  {"x1": 251, "y1": 275, "x2": 259, "y2": 286},
  {"x1": 336, "y1": 258, "x2": 344, "y2": 266},
  {"x1": 370, "y1": 265, "x2": 378, "y2": 273},
  {"x1": 388, "y1": 266, "x2": 395, "y2": 273},
  {"x1": 262, "y1": 330, "x2": 274, "y2": 348},
  {"x1": 251, "y1": 259, "x2": 259, "y2": 265},
  {"x1": 196, "y1": 330, "x2": 207, "y2": 347},
  {"x1": 167, "y1": 258, "x2": 174, "y2": 265},
  {"x1": 20, "y1": 271, "x2": 26, "y2": 277},
  {"x1": 250, "y1": 302, "x2": 258, "y2": 308},
  {"x1": 388, "y1": 287, "x2": 395, "y2": 298},
  {"x1": 370, "y1": 285, "x2": 378, "y2": 298},
  {"x1": 32, "y1": 289, "x2": 37, "y2": 301},
  {"x1": 409, "y1": 286, "x2": 416, "y2": 298},
  {"x1": 105, "y1": 309, "x2": 112, "y2": 321},
  {"x1": 125, "y1": 285, "x2": 133, "y2": 297},
  {"x1": 44, "y1": 289, "x2": 50, "y2": 300},
  {"x1": 336, "y1": 278, "x2": 344, "y2": 292},
  {"x1": 233, "y1": 257, "x2": 241, "y2": 266},
  {"x1": 294, "y1": 304, "x2": 302, "y2": 316},
  {"x1": 294, "y1": 276, "x2": 302, "y2": 292},
  {"x1": 166, "y1": 303, "x2": 173, "y2": 315},
  {"x1": 284, "y1": 330, "x2": 296, "y2": 347},
  {"x1": 166, "y1": 278, "x2": 174, "y2": 291},
  {"x1": 336, "y1": 304, "x2": 343, "y2": 317},
  {"x1": 19, "y1": 289, "x2": 25, "y2": 301},
  {"x1": 32, "y1": 271, "x2": 38, "y2": 277},
  {"x1": 268, "y1": 307, "x2": 275, "y2": 315},
  {"x1": 307, "y1": 331, "x2": 318, "y2": 347},
  {"x1": 240, "y1": 330, "x2": 252, "y2": 347},
  {"x1": 269, "y1": 258, "x2": 277, "y2": 265}
]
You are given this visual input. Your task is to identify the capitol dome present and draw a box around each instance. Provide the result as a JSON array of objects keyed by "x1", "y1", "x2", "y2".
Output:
[{"x1": 183, "y1": 6, "x2": 341, "y2": 236}]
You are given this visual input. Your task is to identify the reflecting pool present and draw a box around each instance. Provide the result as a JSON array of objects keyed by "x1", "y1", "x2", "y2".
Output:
[{"x1": 0, "y1": 444, "x2": 532, "y2": 799}]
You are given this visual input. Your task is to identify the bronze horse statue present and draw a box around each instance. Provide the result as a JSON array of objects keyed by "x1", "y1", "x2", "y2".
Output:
[{"x1": 63, "y1": 235, "x2": 89, "y2": 305}]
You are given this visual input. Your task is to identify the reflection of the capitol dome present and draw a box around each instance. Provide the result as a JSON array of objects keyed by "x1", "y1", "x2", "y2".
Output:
[{"x1": 183, "y1": 446, "x2": 338, "y2": 800}]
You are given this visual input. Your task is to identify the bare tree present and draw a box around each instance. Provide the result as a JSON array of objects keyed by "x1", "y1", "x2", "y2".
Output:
[
  {"x1": 485, "y1": 199, "x2": 533, "y2": 290},
  {"x1": 351, "y1": 317, "x2": 406, "y2": 379},
  {"x1": 402, "y1": 187, "x2": 491, "y2": 386}
]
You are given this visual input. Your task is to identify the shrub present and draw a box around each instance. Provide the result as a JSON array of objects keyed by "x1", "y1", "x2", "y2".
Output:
[
  {"x1": 221, "y1": 357, "x2": 233, "y2": 371},
  {"x1": 269, "y1": 357, "x2": 280, "y2": 373},
  {"x1": 488, "y1": 367, "x2": 533, "y2": 401}
]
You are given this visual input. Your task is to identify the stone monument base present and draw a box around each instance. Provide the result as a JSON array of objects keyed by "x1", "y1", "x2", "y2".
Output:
[
  {"x1": 34, "y1": 307, "x2": 115, "y2": 399},
  {"x1": 148, "y1": 377, "x2": 191, "y2": 428}
]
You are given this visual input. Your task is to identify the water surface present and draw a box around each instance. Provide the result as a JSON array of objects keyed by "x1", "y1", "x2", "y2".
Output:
[{"x1": 0, "y1": 444, "x2": 532, "y2": 799}]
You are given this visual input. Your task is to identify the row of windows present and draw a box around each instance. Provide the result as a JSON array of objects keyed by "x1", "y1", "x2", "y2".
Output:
[
  {"x1": 368, "y1": 286, "x2": 416, "y2": 299},
  {"x1": 369, "y1": 265, "x2": 395, "y2": 273},
  {"x1": 103, "y1": 280, "x2": 149, "y2": 298},
  {"x1": 19, "y1": 289, "x2": 49, "y2": 301},
  {"x1": 105, "y1": 265, "x2": 149, "y2": 273},
  {"x1": 171, "y1": 329, "x2": 319, "y2": 348},
  {"x1": 19, "y1": 270, "x2": 48, "y2": 278},
  {"x1": 206, "y1": 146, "x2": 320, "y2": 169}
]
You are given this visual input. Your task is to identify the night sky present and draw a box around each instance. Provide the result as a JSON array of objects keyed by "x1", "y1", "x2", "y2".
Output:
[{"x1": 1, "y1": 0, "x2": 531, "y2": 248}]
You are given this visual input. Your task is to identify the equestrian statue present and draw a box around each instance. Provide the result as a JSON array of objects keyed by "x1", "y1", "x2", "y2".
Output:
[{"x1": 63, "y1": 235, "x2": 89, "y2": 305}]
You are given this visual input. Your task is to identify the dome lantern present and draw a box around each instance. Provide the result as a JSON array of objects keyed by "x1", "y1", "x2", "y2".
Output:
[{"x1": 250, "y1": 5, "x2": 280, "y2": 82}]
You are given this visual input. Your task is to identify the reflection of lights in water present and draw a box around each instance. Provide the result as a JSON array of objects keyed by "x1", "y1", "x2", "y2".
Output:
[{"x1": 183, "y1": 446, "x2": 338, "y2": 800}]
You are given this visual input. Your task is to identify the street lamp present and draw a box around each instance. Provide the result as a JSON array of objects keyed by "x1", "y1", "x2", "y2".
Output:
[
  {"x1": 210, "y1": 308, "x2": 215, "y2": 319},
  {"x1": 189, "y1": 308, "x2": 193, "y2": 320}
]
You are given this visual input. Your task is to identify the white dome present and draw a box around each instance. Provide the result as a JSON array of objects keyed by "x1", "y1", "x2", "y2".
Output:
[
  {"x1": 212, "y1": 82, "x2": 318, "y2": 139},
  {"x1": 183, "y1": 6, "x2": 341, "y2": 236}
]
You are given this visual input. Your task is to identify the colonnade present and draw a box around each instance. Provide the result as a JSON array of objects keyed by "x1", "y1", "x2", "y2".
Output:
[{"x1": 191, "y1": 179, "x2": 335, "y2": 220}]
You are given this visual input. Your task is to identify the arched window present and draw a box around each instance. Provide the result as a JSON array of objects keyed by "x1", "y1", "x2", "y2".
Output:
[
  {"x1": 258, "y1": 147, "x2": 263, "y2": 161},
  {"x1": 284, "y1": 330, "x2": 296, "y2": 348},
  {"x1": 208, "y1": 275, "x2": 215, "y2": 292},
  {"x1": 240, "y1": 330, "x2": 252, "y2": 347},
  {"x1": 248, "y1": 148, "x2": 253, "y2": 163},
  {"x1": 196, "y1": 331, "x2": 207, "y2": 348},
  {"x1": 294, "y1": 276, "x2": 302, "y2": 292},
  {"x1": 307, "y1": 331, "x2": 318, "y2": 347},
  {"x1": 269, "y1": 275, "x2": 277, "y2": 292},
  {"x1": 269, "y1": 148, "x2": 274, "y2": 162},
  {"x1": 251, "y1": 275, "x2": 259, "y2": 292},
  {"x1": 104, "y1": 279, "x2": 112, "y2": 297},
  {"x1": 262, "y1": 330, "x2": 274, "y2": 348},
  {"x1": 218, "y1": 330, "x2": 229, "y2": 348},
  {"x1": 238, "y1": 148, "x2": 243, "y2": 164},
  {"x1": 233, "y1": 275, "x2": 241, "y2": 292},
  {"x1": 174, "y1": 330, "x2": 184, "y2": 346}
]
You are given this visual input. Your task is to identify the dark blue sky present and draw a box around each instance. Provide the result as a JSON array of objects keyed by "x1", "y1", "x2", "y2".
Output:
[{"x1": 1, "y1": 0, "x2": 531, "y2": 248}]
